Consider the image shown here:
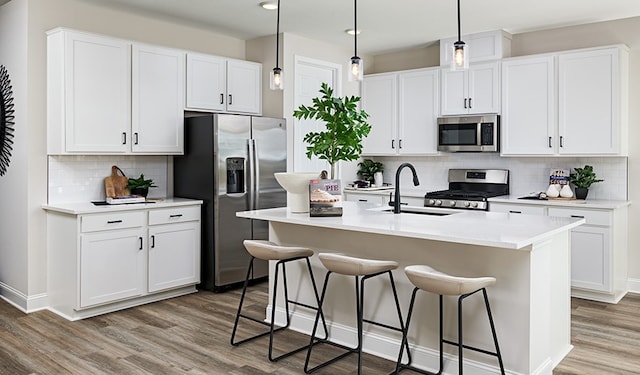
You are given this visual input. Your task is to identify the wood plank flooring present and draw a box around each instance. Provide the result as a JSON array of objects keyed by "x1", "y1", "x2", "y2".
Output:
[{"x1": 0, "y1": 283, "x2": 638, "y2": 374}]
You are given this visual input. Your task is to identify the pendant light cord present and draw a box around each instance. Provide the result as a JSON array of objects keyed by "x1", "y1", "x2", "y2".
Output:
[
  {"x1": 456, "y1": 0, "x2": 461, "y2": 42},
  {"x1": 354, "y1": 0, "x2": 358, "y2": 56},
  {"x1": 276, "y1": 0, "x2": 281, "y2": 68}
]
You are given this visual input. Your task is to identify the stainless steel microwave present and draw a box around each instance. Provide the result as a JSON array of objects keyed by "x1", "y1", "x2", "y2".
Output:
[{"x1": 437, "y1": 114, "x2": 500, "y2": 152}]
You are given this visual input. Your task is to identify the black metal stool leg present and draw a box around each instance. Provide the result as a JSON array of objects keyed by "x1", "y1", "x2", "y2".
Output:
[
  {"x1": 388, "y1": 271, "x2": 412, "y2": 367},
  {"x1": 483, "y1": 288, "x2": 505, "y2": 375},
  {"x1": 458, "y1": 295, "x2": 464, "y2": 375},
  {"x1": 230, "y1": 257, "x2": 255, "y2": 346}
]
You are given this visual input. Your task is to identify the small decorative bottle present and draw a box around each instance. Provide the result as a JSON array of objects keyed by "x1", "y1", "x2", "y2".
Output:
[
  {"x1": 560, "y1": 184, "x2": 573, "y2": 198},
  {"x1": 374, "y1": 172, "x2": 383, "y2": 187}
]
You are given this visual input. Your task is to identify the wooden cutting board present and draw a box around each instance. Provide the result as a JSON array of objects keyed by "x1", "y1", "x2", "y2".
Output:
[{"x1": 104, "y1": 165, "x2": 130, "y2": 198}]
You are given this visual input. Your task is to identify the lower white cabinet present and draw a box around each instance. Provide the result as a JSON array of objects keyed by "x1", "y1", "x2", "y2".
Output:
[
  {"x1": 46, "y1": 202, "x2": 201, "y2": 320},
  {"x1": 344, "y1": 192, "x2": 389, "y2": 205},
  {"x1": 490, "y1": 201, "x2": 628, "y2": 303}
]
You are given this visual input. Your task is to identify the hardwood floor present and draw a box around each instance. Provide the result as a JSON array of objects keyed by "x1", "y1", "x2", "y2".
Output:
[{"x1": 0, "y1": 284, "x2": 638, "y2": 374}]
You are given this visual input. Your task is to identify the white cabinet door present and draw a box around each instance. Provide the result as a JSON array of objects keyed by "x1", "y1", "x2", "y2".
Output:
[
  {"x1": 226, "y1": 59, "x2": 262, "y2": 114},
  {"x1": 148, "y1": 221, "x2": 200, "y2": 293},
  {"x1": 362, "y1": 73, "x2": 397, "y2": 155},
  {"x1": 440, "y1": 69, "x2": 467, "y2": 115},
  {"x1": 398, "y1": 69, "x2": 439, "y2": 155},
  {"x1": 467, "y1": 62, "x2": 500, "y2": 114},
  {"x1": 501, "y1": 56, "x2": 556, "y2": 155},
  {"x1": 80, "y1": 228, "x2": 145, "y2": 308},
  {"x1": 186, "y1": 53, "x2": 226, "y2": 111},
  {"x1": 48, "y1": 30, "x2": 131, "y2": 153},
  {"x1": 441, "y1": 62, "x2": 500, "y2": 115},
  {"x1": 132, "y1": 44, "x2": 185, "y2": 154},
  {"x1": 570, "y1": 226, "x2": 611, "y2": 292},
  {"x1": 558, "y1": 47, "x2": 623, "y2": 155}
]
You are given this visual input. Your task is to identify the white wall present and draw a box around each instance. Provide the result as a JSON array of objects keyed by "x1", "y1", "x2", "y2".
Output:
[{"x1": 0, "y1": 0, "x2": 29, "y2": 308}]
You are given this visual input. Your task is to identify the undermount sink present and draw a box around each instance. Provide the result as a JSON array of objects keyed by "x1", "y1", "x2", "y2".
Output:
[{"x1": 378, "y1": 206, "x2": 459, "y2": 216}]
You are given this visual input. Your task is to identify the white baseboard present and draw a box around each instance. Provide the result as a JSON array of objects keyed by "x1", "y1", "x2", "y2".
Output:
[
  {"x1": 627, "y1": 278, "x2": 640, "y2": 294},
  {"x1": 0, "y1": 282, "x2": 48, "y2": 313},
  {"x1": 268, "y1": 305, "x2": 522, "y2": 375}
]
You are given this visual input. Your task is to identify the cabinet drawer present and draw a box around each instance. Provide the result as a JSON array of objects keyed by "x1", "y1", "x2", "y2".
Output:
[
  {"x1": 490, "y1": 203, "x2": 546, "y2": 215},
  {"x1": 548, "y1": 207, "x2": 611, "y2": 226},
  {"x1": 81, "y1": 211, "x2": 146, "y2": 233},
  {"x1": 148, "y1": 205, "x2": 200, "y2": 225},
  {"x1": 345, "y1": 193, "x2": 385, "y2": 205}
]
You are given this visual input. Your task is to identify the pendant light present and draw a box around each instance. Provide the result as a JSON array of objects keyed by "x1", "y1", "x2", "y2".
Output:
[
  {"x1": 451, "y1": 0, "x2": 469, "y2": 71},
  {"x1": 270, "y1": 0, "x2": 283, "y2": 90},
  {"x1": 348, "y1": 0, "x2": 363, "y2": 81}
]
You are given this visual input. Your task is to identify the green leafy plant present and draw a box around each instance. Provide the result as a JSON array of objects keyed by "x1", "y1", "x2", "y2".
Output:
[
  {"x1": 127, "y1": 174, "x2": 157, "y2": 190},
  {"x1": 357, "y1": 159, "x2": 384, "y2": 183},
  {"x1": 292, "y1": 82, "x2": 371, "y2": 178},
  {"x1": 569, "y1": 165, "x2": 603, "y2": 189}
]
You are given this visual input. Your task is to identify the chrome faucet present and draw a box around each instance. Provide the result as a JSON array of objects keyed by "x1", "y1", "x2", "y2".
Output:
[{"x1": 393, "y1": 163, "x2": 420, "y2": 214}]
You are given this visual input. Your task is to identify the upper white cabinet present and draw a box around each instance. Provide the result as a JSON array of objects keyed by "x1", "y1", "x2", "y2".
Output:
[
  {"x1": 501, "y1": 45, "x2": 628, "y2": 156},
  {"x1": 440, "y1": 61, "x2": 500, "y2": 115},
  {"x1": 132, "y1": 44, "x2": 185, "y2": 154},
  {"x1": 186, "y1": 53, "x2": 262, "y2": 115},
  {"x1": 47, "y1": 28, "x2": 185, "y2": 155},
  {"x1": 362, "y1": 68, "x2": 439, "y2": 156},
  {"x1": 500, "y1": 55, "x2": 556, "y2": 155},
  {"x1": 557, "y1": 46, "x2": 628, "y2": 155},
  {"x1": 47, "y1": 29, "x2": 131, "y2": 154},
  {"x1": 440, "y1": 30, "x2": 512, "y2": 66}
]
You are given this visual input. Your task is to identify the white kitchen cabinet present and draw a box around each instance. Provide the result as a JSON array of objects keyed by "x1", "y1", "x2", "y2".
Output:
[
  {"x1": 501, "y1": 45, "x2": 628, "y2": 156},
  {"x1": 362, "y1": 68, "x2": 439, "y2": 156},
  {"x1": 440, "y1": 61, "x2": 500, "y2": 115},
  {"x1": 440, "y1": 30, "x2": 512, "y2": 66},
  {"x1": 147, "y1": 206, "x2": 200, "y2": 293},
  {"x1": 132, "y1": 44, "x2": 185, "y2": 154},
  {"x1": 489, "y1": 201, "x2": 628, "y2": 303},
  {"x1": 47, "y1": 28, "x2": 131, "y2": 154},
  {"x1": 343, "y1": 192, "x2": 388, "y2": 205},
  {"x1": 557, "y1": 46, "x2": 628, "y2": 155},
  {"x1": 500, "y1": 55, "x2": 556, "y2": 155},
  {"x1": 46, "y1": 201, "x2": 202, "y2": 320},
  {"x1": 186, "y1": 53, "x2": 262, "y2": 115},
  {"x1": 47, "y1": 28, "x2": 186, "y2": 155}
]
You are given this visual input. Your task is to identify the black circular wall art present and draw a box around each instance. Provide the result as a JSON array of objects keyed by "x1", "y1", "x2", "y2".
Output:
[{"x1": 0, "y1": 65, "x2": 15, "y2": 176}]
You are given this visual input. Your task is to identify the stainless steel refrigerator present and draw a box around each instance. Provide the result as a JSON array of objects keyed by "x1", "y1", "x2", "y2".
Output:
[{"x1": 174, "y1": 114, "x2": 286, "y2": 292}]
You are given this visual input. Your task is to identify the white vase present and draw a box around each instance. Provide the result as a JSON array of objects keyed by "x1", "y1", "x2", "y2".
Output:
[
  {"x1": 374, "y1": 172, "x2": 383, "y2": 187},
  {"x1": 274, "y1": 172, "x2": 319, "y2": 213},
  {"x1": 546, "y1": 184, "x2": 560, "y2": 198},
  {"x1": 560, "y1": 184, "x2": 574, "y2": 198}
]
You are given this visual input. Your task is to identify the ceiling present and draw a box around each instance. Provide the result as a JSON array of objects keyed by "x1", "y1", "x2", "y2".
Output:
[{"x1": 12, "y1": 0, "x2": 640, "y2": 54}]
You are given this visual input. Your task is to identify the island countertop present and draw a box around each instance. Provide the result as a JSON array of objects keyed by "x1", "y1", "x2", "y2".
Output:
[{"x1": 237, "y1": 201, "x2": 584, "y2": 250}]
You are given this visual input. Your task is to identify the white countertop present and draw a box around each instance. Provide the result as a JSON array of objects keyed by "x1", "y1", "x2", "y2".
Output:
[
  {"x1": 42, "y1": 197, "x2": 203, "y2": 215},
  {"x1": 236, "y1": 201, "x2": 584, "y2": 250},
  {"x1": 489, "y1": 195, "x2": 631, "y2": 209}
]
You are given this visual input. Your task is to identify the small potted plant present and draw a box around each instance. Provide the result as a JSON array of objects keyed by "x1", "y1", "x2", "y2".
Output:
[
  {"x1": 357, "y1": 159, "x2": 384, "y2": 186},
  {"x1": 569, "y1": 165, "x2": 603, "y2": 200},
  {"x1": 292, "y1": 82, "x2": 371, "y2": 179},
  {"x1": 127, "y1": 173, "x2": 156, "y2": 198}
]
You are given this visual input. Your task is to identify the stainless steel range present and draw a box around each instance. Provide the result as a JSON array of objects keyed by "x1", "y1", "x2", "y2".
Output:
[{"x1": 424, "y1": 169, "x2": 509, "y2": 211}]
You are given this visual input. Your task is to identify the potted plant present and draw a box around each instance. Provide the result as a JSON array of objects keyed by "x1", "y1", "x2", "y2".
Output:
[
  {"x1": 357, "y1": 159, "x2": 384, "y2": 185},
  {"x1": 292, "y1": 82, "x2": 371, "y2": 179},
  {"x1": 569, "y1": 165, "x2": 603, "y2": 199},
  {"x1": 127, "y1": 173, "x2": 156, "y2": 197}
]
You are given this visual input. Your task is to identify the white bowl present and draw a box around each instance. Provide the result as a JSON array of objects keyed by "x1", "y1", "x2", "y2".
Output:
[{"x1": 274, "y1": 172, "x2": 319, "y2": 213}]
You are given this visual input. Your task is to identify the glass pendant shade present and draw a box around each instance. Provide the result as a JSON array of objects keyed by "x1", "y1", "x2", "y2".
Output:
[
  {"x1": 270, "y1": 67, "x2": 283, "y2": 90},
  {"x1": 451, "y1": 41, "x2": 469, "y2": 71},
  {"x1": 349, "y1": 56, "x2": 363, "y2": 81}
]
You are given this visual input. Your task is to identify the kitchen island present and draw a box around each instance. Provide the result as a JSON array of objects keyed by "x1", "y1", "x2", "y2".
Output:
[{"x1": 237, "y1": 202, "x2": 585, "y2": 375}]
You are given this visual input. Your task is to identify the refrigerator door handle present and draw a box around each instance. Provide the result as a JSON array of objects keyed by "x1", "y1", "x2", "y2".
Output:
[
  {"x1": 247, "y1": 139, "x2": 257, "y2": 210},
  {"x1": 252, "y1": 139, "x2": 260, "y2": 210}
]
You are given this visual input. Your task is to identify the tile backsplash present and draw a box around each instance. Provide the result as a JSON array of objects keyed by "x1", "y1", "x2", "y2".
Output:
[
  {"x1": 373, "y1": 154, "x2": 628, "y2": 201},
  {"x1": 48, "y1": 155, "x2": 170, "y2": 203}
]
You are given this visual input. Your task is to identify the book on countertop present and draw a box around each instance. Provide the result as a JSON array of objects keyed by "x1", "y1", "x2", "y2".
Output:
[
  {"x1": 106, "y1": 195, "x2": 146, "y2": 204},
  {"x1": 549, "y1": 168, "x2": 570, "y2": 185},
  {"x1": 309, "y1": 179, "x2": 342, "y2": 217}
]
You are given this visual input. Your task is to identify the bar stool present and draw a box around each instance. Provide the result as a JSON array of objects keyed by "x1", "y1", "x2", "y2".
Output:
[
  {"x1": 394, "y1": 265, "x2": 505, "y2": 375},
  {"x1": 230, "y1": 240, "x2": 327, "y2": 362},
  {"x1": 304, "y1": 253, "x2": 411, "y2": 375}
]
